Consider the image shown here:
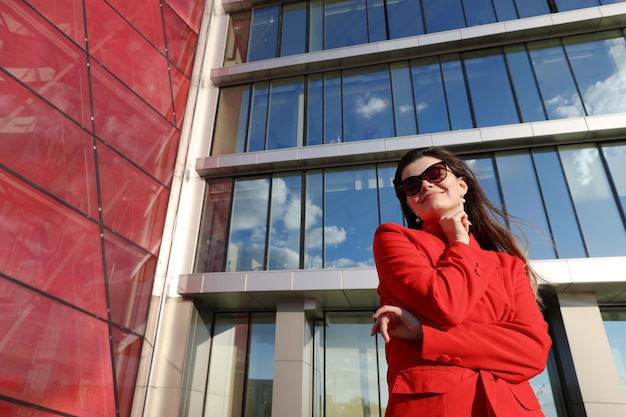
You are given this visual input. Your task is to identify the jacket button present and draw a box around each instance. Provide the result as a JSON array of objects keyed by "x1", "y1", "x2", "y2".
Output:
[
  {"x1": 475, "y1": 262, "x2": 484, "y2": 275},
  {"x1": 449, "y1": 357, "x2": 462, "y2": 365},
  {"x1": 436, "y1": 355, "x2": 451, "y2": 363}
]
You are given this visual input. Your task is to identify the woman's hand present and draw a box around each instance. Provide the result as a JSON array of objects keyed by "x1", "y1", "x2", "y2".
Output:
[
  {"x1": 371, "y1": 305, "x2": 423, "y2": 344},
  {"x1": 439, "y1": 209, "x2": 471, "y2": 245}
]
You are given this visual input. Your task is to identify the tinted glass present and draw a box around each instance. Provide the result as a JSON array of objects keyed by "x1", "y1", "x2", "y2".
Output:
[
  {"x1": 267, "y1": 77, "x2": 305, "y2": 149},
  {"x1": 268, "y1": 174, "x2": 303, "y2": 270},
  {"x1": 195, "y1": 180, "x2": 233, "y2": 273},
  {"x1": 307, "y1": 74, "x2": 324, "y2": 146},
  {"x1": 325, "y1": 0, "x2": 368, "y2": 49},
  {"x1": 492, "y1": 0, "x2": 518, "y2": 20},
  {"x1": 387, "y1": 0, "x2": 424, "y2": 39},
  {"x1": 559, "y1": 144, "x2": 626, "y2": 257},
  {"x1": 505, "y1": 45, "x2": 547, "y2": 122},
  {"x1": 309, "y1": 0, "x2": 324, "y2": 52},
  {"x1": 367, "y1": 0, "x2": 387, "y2": 42},
  {"x1": 324, "y1": 167, "x2": 378, "y2": 267},
  {"x1": 342, "y1": 65, "x2": 395, "y2": 142},
  {"x1": 601, "y1": 307, "x2": 626, "y2": 398},
  {"x1": 529, "y1": 40, "x2": 585, "y2": 119},
  {"x1": 304, "y1": 171, "x2": 324, "y2": 269},
  {"x1": 515, "y1": 0, "x2": 550, "y2": 18},
  {"x1": 553, "y1": 0, "x2": 599, "y2": 12},
  {"x1": 564, "y1": 32, "x2": 626, "y2": 116},
  {"x1": 411, "y1": 57, "x2": 450, "y2": 134},
  {"x1": 423, "y1": 0, "x2": 465, "y2": 32},
  {"x1": 245, "y1": 314, "x2": 276, "y2": 417},
  {"x1": 248, "y1": 82, "x2": 270, "y2": 152},
  {"x1": 463, "y1": 0, "x2": 497, "y2": 26},
  {"x1": 224, "y1": 12, "x2": 251, "y2": 66},
  {"x1": 602, "y1": 142, "x2": 626, "y2": 215},
  {"x1": 281, "y1": 2, "x2": 307, "y2": 56},
  {"x1": 464, "y1": 157, "x2": 504, "y2": 212},
  {"x1": 212, "y1": 85, "x2": 251, "y2": 155},
  {"x1": 496, "y1": 152, "x2": 556, "y2": 259},
  {"x1": 324, "y1": 72, "x2": 343, "y2": 143},
  {"x1": 441, "y1": 54, "x2": 473, "y2": 130},
  {"x1": 465, "y1": 50, "x2": 519, "y2": 127},
  {"x1": 377, "y1": 164, "x2": 404, "y2": 225},
  {"x1": 248, "y1": 7, "x2": 279, "y2": 61},
  {"x1": 227, "y1": 178, "x2": 270, "y2": 271},
  {"x1": 390, "y1": 62, "x2": 418, "y2": 136},
  {"x1": 532, "y1": 149, "x2": 587, "y2": 258}
]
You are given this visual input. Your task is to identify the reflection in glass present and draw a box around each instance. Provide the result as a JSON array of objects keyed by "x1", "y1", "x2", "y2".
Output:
[
  {"x1": 323, "y1": 312, "x2": 383, "y2": 417},
  {"x1": 559, "y1": 145, "x2": 626, "y2": 257},
  {"x1": 377, "y1": 163, "x2": 404, "y2": 225},
  {"x1": 515, "y1": 0, "x2": 550, "y2": 17},
  {"x1": 564, "y1": 32, "x2": 626, "y2": 116},
  {"x1": 268, "y1": 174, "x2": 303, "y2": 270},
  {"x1": 281, "y1": 2, "x2": 307, "y2": 56},
  {"x1": 307, "y1": 74, "x2": 324, "y2": 146},
  {"x1": 224, "y1": 11, "x2": 250, "y2": 66},
  {"x1": 248, "y1": 7, "x2": 279, "y2": 62},
  {"x1": 386, "y1": 0, "x2": 423, "y2": 39},
  {"x1": 212, "y1": 85, "x2": 251, "y2": 155},
  {"x1": 366, "y1": 0, "x2": 387, "y2": 42},
  {"x1": 529, "y1": 350, "x2": 562, "y2": 417},
  {"x1": 390, "y1": 62, "x2": 417, "y2": 137},
  {"x1": 463, "y1": 0, "x2": 497, "y2": 26},
  {"x1": 464, "y1": 156, "x2": 503, "y2": 212},
  {"x1": 324, "y1": 72, "x2": 343, "y2": 144},
  {"x1": 602, "y1": 142, "x2": 626, "y2": 215},
  {"x1": 309, "y1": 0, "x2": 324, "y2": 52},
  {"x1": 411, "y1": 57, "x2": 450, "y2": 134},
  {"x1": 495, "y1": 151, "x2": 556, "y2": 259},
  {"x1": 267, "y1": 77, "x2": 305, "y2": 149},
  {"x1": 423, "y1": 0, "x2": 465, "y2": 33},
  {"x1": 342, "y1": 66, "x2": 394, "y2": 142},
  {"x1": 441, "y1": 54, "x2": 473, "y2": 130},
  {"x1": 505, "y1": 45, "x2": 546, "y2": 123},
  {"x1": 304, "y1": 171, "x2": 324, "y2": 269},
  {"x1": 246, "y1": 314, "x2": 276, "y2": 417},
  {"x1": 324, "y1": 167, "x2": 377, "y2": 268},
  {"x1": 227, "y1": 178, "x2": 270, "y2": 271},
  {"x1": 248, "y1": 82, "x2": 270, "y2": 152},
  {"x1": 529, "y1": 39, "x2": 585, "y2": 119},
  {"x1": 601, "y1": 306, "x2": 626, "y2": 398},
  {"x1": 532, "y1": 149, "x2": 587, "y2": 258},
  {"x1": 465, "y1": 50, "x2": 519, "y2": 127},
  {"x1": 553, "y1": 0, "x2": 599, "y2": 12},
  {"x1": 325, "y1": 0, "x2": 368, "y2": 49}
]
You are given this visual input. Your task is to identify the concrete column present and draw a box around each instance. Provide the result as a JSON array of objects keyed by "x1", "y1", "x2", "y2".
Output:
[
  {"x1": 272, "y1": 299, "x2": 318, "y2": 417},
  {"x1": 553, "y1": 292, "x2": 626, "y2": 417}
]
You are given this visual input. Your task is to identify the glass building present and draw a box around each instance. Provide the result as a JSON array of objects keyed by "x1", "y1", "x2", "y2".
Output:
[{"x1": 2, "y1": 0, "x2": 626, "y2": 416}]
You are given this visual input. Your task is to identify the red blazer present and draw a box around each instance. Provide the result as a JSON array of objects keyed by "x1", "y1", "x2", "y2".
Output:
[{"x1": 373, "y1": 222, "x2": 552, "y2": 417}]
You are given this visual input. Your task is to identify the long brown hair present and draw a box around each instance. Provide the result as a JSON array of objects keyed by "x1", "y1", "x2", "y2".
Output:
[{"x1": 393, "y1": 147, "x2": 541, "y2": 297}]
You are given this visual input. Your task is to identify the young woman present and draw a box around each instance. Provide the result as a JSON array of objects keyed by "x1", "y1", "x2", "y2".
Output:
[{"x1": 371, "y1": 147, "x2": 552, "y2": 416}]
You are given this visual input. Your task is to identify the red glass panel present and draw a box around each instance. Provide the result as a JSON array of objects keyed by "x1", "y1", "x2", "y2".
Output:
[
  {"x1": 104, "y1": 232, "x2": 156, "y2": 334},
  {"x1": 97, "y1": 144, "x2": 169, "y2": 253},
  {"x1": 25, "y1": 0, "x2": 86, "y2": 47},
  {"x1": 85, "y1": 0, "x2": 173, "y2": 121},
  {"x1": 163, "y1": 3, "x2": 198, "y2": 78},
  {"x1": 0, "y1": 1, "x2": 91, "y2": 128},
  {"x1": 0, "y1": 77, "x2": 99, "y2": 218},
  {"x1": 0, "y1": 398, "x2": 65, "y2": 417},
  {"x1": 112, "y1": 326, "x2": 143, "y2": 417},
  {"x1": 91, "y1": 63, "x2": 179, "y2": 186},
  {"x1": 106, "y1": 0, "x2": 166, "y2": 53},
  {"x1": 0, "y1": 169, "x2": 107, "y2": 318},
  {"x1": 166, "y1": 0, "x2": 205, "y2": 33},
  {"x1": 170, "y1": 66, "x2": 191, "y2": 129},
  {"x1": 0, "y1": 280, "x2": 115, "y2": 417}
]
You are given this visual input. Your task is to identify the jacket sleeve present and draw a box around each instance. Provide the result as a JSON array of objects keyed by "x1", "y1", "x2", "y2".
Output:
[
  {"x1": 374, "y1": 223, "x2": 494, "y2": 329},
  {"x1": 420, "y1": 257, "x2": 552, "y2": 383}
]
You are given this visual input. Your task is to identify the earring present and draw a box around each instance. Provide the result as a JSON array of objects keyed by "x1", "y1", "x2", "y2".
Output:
[{"x1": 415, "y1": 216, "x2": 422, "y2": 224}]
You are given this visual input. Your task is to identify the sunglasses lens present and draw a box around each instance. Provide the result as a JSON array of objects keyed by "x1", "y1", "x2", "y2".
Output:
[
  {"x1": 402, "y1": 178, "x2": 422, "y2": 196},
  {"x1": 424, "y1": 164, "x2": 447, "y2": 183},
  {"x1": 401, "y1": 162, "x2": 448, "y2": 196}
]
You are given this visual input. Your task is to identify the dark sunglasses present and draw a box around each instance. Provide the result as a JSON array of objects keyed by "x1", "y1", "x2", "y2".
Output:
[{"x1": 397, "y1": 161, "x2": 449, "y2": 196}]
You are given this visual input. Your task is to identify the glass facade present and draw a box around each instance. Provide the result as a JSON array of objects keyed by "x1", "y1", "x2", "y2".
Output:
[
  {"x1": 601, "y1": 306, "x2": 626, "y2": 397},
  {"x1": 213, "y1": 30, "x2": 626, "y2": 155},
  {"x1": 196, "y1": 143, "x2": 626, "y2": 272},
  {"x1": 0, "y1": 0, "x2": 205, "y2": 415}
]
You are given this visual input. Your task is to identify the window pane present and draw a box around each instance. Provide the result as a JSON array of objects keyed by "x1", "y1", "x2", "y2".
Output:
[
  {"x1": 492, "y1": 0, "x2": 518, "y2": 20},
  {"x1": 324, "y1": 312, "x2": 382, "y2": 417},
  {"x1": 268, "y1": 174, "x2": 302, "y2": 270},
  {"x1": 559, "y1": 144, "x2": 626, "y2": 257},
  {"x1": 423, "y1": 0, "x2": 465, "y2": 33},
  {"x1": 529, "y1": 40, "x2": 585, "y2": 119},
  {"x1": 324, "y1": 167, "x2": 377, "y2": 268},
  {"x1": 195, "y1": 180, "x2": 233, "y2": 273},
  {"x1": 505, "y1": 45, "x2": 547, "y2": 122},
  {"x1": 267, "y1": 77, "x2": 305, "y2": 149},
  {"x1": 213, "y1": 85, "x2": 251, "y2": 155},
  {"x1": 325, "y1": 0, "x2": 368, "y2": 49},
  {"x1": 601, "y1": 307, "x2": 626, "y2": 398},
  {"x1": 245, "y1": 314, "x2": 276, "y2": 417},
  {"x1": 553, "y1": 0, "x2": 599, "y2": 12},
  {"x1": 377, "y1": 163, "x2": 404, "y2": 225},
  {"x1": 462, "y1": 0, "x2": 496, "y2": 26},
  {"x1": 304, "y1": 171, "x2": 324, "y2": 269},
  {"x1": 248, "y1": 82, "x2": 270, "y2": 152},
  {"x1": 442, "y1": 54, "x2": 473, "y2": 130},
  {"x1": 324, "y1": 72, "x2": 343, "y2": 143},
  {"x1": 307, "y1": 74, "x2": 324, "y2": 146},
  {"x1": 495, "y1": 152, "x2": 556, "y2": 259},
  {"x1": 390, "y1": 62, "x2": 417, "y2": 136},
  {"x1": 309, "y1": 0, "x2": 324, "y2": 52},
  {"x1": 464, "y1": 156, "x2": 504, "y2": 212},
  {"x1": 366, "y1": 0, "x2": 387, "y2": 42},
  {"x1": 602, "y1": 142, "x2": 626, "y2": 215},
  {"x1": 386, "y1": 0, "x2": 424, "y2": 39},
  {"x1": 515, "y1": 0, "x2": 550, "y2": 18},
  {"x1": 248, "y1": 7, "x2": 279, "y2": 62},
  {"x1": 280, "y1": 2, "x2": 307, "y2": 56},
  {"x1": 465, "y1": 50, "x2": 519, "y2": 127},
  {"x1": 224, "y1": 12, "x2": 250, "y2": 66},
  {"x1": 227, "y1": 178, "x2": 270, "y2": 271},
  {"x1": 342, "y1": 65, "x2": 395, "y2": 142},
  {"x1": 411, "y1": 57, "x2": 450, "y2": 134},
  {"x1": 532, "y1": 149, "x2": 587, "y2": 258},
  {"x1": 564, "y1": 32, "x2": 626, "y2": 116}
]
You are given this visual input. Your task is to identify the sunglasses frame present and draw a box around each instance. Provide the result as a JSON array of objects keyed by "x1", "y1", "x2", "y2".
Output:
[{"x1": 397, "y1": 161, "x2": 449, "y2": 197}]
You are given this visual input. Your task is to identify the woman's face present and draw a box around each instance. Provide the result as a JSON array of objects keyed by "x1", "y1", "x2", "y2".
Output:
[{"x1": 401, "y1": 156, "x2": 468, "y2": 223}]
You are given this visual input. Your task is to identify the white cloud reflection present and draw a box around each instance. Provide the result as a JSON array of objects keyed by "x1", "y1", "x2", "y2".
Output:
[{"x1": 355, "y1": 93, "x2": 388, "y2": 119}]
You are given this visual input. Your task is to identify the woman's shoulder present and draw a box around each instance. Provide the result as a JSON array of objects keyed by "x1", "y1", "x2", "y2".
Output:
[{"x1": 374, "y1": 222, "x2": 435, "y2": 242}]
